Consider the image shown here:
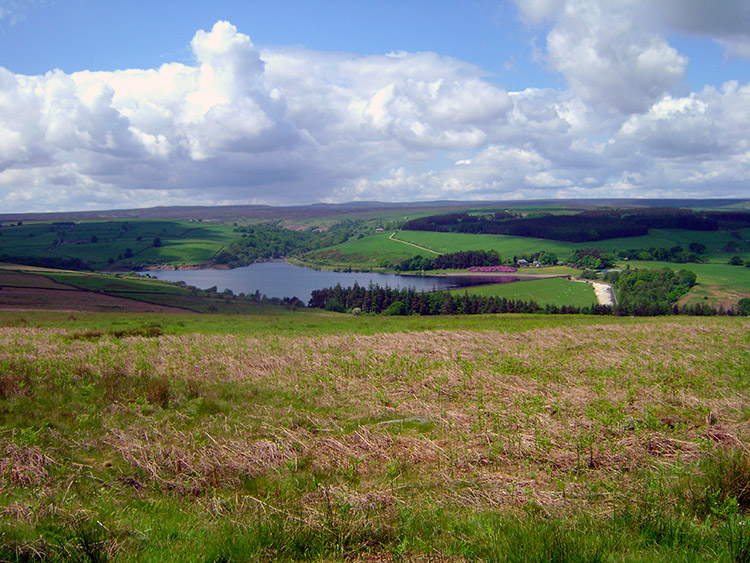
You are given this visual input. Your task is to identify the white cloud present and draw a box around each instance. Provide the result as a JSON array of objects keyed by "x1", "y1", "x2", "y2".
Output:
[
  {"x1": 0, "y1": 10, "x2": 749, "y2": 212},
  {"x1": 517, "y1": 0, "x2": 687, "y2": 114}
]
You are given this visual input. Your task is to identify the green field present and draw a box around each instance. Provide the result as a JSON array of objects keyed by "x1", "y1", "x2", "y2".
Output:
[
  {"x1": 1, "y1": 209, "x2": 748, "y2": 313},
  {"x1": 302, "y1": 229, "x2": 574, "y2": 267},
  {"x1": 451, "y1": 276, "x2": 597, "y2": 307},
  {"x1": 626, "y1": 260, "x2": 750, "y2": 291},
  {"x1": 595, "y1": 228, "x2": 750, "y2": 258},
  {"x1": 622, "y1": 260, "x2": 750, "y2": 308},
  {"x1": 45, "y1": 271, "x2": 192, "y2": 295},
  {"x1": 302, "y1": 231, "x2": 417, "y2": 269},
  {"x1": 393, "y1": 230, "x2": 575, "y2": 256},
  {"x1": 1, "y1": 311, "x2": 749, "y2": 561},
  {"x1": 0, "y1": 220, "x2": 237, "y2": 269},
  {"x1": 394, "y1": 228, "x2": 750, "y2": 261},
  {"x1": 300, "y1": 228, "x2": 749, "y2": 307}
]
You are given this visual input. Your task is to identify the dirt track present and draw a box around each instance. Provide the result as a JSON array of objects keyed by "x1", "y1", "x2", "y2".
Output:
[{"x1": 591, "y1": 281, "x2": 615, "y2": 305}]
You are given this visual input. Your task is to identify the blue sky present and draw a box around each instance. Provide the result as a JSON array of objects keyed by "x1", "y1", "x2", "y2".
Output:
[
  {"x1": 0, "y1": 1, "x2": 553, "y2": 87},
  {"x1": 0, "y1": 0, "x2": 749, "y2": 211}
]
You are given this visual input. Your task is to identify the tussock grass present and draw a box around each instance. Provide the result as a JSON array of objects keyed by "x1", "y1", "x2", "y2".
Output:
[{"x1": 0, "y1": 315, "x2": 748, "y2": 560}]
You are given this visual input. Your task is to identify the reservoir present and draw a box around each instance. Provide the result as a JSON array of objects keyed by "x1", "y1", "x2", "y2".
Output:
[{"x1": 142, "y1": 261, "x2": 519, "y2": 303}]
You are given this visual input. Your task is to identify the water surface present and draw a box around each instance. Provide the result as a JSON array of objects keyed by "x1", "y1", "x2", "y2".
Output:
[{"x1": 142, "y1": 261, "x2": 518, "y2": 303}]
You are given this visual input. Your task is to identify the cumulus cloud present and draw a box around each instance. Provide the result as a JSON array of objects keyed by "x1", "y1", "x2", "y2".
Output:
[
  {"x1": 0, "y1": 21, "x2": 520, "y2": 210},
  {"x1": 517, "y1": 0, "x2": 688, "y2": 114},
  {"x1": 0, "y1": 9, "x2": 749, "y2": 212}
]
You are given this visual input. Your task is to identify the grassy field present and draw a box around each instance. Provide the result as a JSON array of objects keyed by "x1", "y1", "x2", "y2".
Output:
[
  {"x1": 300, "y1": 229, "x2": 749, "y2": 308},
  {"x1": 626, "y1": 261, "x2": 750, "y2": 290},
  {"x1": 393, "y1": 230, "x2": 575, "y2": 256},
  {"x1": 624, "y1": 261, "x2": 750, "y2": 309},
  {"x1": 302, "y1": 228, "x2": 750, "y2": 271},
  {"x1": 302, "y1": 232, "x2": 417, "y2": 269},
  {"x1": 0, "y1": 220, "x2": 237, "y2": 269},
  {"x1": 0, "y1": 312, "x2": 748, "y2": 561},
  {"x1": 303, "y1": 230, "x2": 572, "y2": 267},
  {"x1": 451, "y1": 277, "x2": 597, "y2": 308},
  {"x1": 595, "y1": 228, "x2": 750, "y2": 260},
  {"x1": 394, "y1": 228, "x2": 750, "y2": 261}
]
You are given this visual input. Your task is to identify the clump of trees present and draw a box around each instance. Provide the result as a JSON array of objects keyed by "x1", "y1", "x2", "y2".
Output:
[
  {"x1": 567, "y1": 249, "x2": 617, "y2": 270},
  {"x1": 608, "y1": 268, "x2": 697, "y2": 315},
  {"x1": 214, "y1": 220, "x2": 368, "y2": 267},
  {"x1": 394, "y1": 250, "x2": 503, "y2": 271},
  {"x1": 402, "y1": 210, "x2": 650, "y2": 241}
]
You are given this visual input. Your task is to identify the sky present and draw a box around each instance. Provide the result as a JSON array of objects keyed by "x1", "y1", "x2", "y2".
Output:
[{"x1": 1, "y1": 0, "x2": 749, "y2": 212}]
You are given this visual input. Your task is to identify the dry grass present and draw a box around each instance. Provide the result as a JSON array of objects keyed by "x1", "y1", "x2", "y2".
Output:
[
  {"x1": 3, "y1": 320, "x2": 747, "y2": 493},
  {"x1": 0, "y1": 316, "x2": 748, "y2": 559},
  {"x1": 0, "y1": 443, "x2": 52, "y2": 489}
]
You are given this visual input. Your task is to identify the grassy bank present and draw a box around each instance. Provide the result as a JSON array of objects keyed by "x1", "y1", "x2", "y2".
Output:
[{"x1": 1, "y1": 313, "x2": 749, "y2": 561}]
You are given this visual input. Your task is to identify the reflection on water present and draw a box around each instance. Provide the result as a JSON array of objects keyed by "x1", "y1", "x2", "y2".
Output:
[{"x1": 142, "y1": 261, "x2": 520, "y2": 303}]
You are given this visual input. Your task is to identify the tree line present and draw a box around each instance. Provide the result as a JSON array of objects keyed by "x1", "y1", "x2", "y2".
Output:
[
  {"x1": 402, "y1": 208, "x2": 750, "y2": 243},
  {"x1": 308, "y1": 283, "x2": 582, "y2": 316},
  {"x1": 0, "y1": 254, "x2": 90, "y2": 271},
  {"x1": 616, "y1": 243, "x2": 708, "y2": 263},
  {"x1": 308, "y1": 268, "x2": 744, "y2": 317}
]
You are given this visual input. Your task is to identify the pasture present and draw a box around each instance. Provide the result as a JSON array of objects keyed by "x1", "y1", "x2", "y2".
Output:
[
  {"x1": 0, "y1": 220, "x2": 236, "y2": 269},
  {"x1": 302, "y1": 229, "x2": 749, "y2": 308},
  {"x1": 626, "y1": 260, "x2": 750, "y2": 291},
  {"x1": 625, "y1": 260, "x2": 750, "y2": 309},
  {"x1": 393, "y1": 228, "x2": 750, "y2": 261},
  {"x1": 303, "y1": 227, "x2": 749, "y2": 272},
  {"x1": 451, "y1": 276, "x2": 597, "y2": 308},
  {"x1": 0, "y1": 312, "x2": 748, "y2": 561},
  {"x1": 303, "y1": 231, "x2": 417, "y2": 269}
]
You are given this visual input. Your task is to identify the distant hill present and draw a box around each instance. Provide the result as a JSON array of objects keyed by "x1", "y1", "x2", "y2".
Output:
[{"x1": 0, "y1": 198, "x2": 746, "y2": 223}]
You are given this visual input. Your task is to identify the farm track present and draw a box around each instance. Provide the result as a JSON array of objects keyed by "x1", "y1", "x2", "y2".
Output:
[
  {"x1": 591, "y1": 281, "x2": 616, "y2": 306},
  {"x1": 573, "y1": 279, "x2": 616, "y2": 306},
  {"x1": 389, "y1": 231, "x2": 442, "y2": 255}
]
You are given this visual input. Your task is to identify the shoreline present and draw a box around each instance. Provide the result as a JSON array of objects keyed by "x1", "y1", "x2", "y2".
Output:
[
  {"x1": 137, "y1": 260, "x2": 571, "y2": 282},
  {"x1": 440, "y1": 271, "x2": 569, "y2": 280},
  {"x1": 138, "y1": 262, "x2": 230, "y2": 271}
]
